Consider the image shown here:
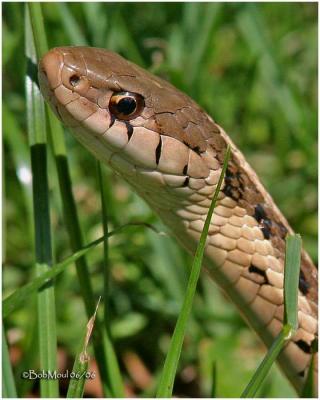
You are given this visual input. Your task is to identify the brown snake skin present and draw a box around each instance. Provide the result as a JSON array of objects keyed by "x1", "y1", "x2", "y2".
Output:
[{"x1": 38, "y1": 47, "x2": 318, "y2": 394}]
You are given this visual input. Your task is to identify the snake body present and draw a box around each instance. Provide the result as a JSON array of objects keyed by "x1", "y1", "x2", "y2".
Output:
[{"x1": 38, "y1": 46, "x2": 317, "y2": 393}]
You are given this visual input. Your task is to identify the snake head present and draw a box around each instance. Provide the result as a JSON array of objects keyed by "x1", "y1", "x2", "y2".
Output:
[{"x1": 39, "y1": 46, "x2": 224, "y2": 193}]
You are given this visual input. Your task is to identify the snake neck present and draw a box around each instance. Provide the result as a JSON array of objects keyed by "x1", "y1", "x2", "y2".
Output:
[{"x1": 122, "y1": 131, "x2": 318, "y2": 394}]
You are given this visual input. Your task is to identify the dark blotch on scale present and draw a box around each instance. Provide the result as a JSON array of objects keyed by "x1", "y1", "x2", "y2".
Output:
[
  {"x1": 295, "y1": 338, "x2": 317, "y2": 355},
  {"x1": 299, "y1": 270, "x2": 310, "y2": 295},
  {"x1": 183, "y1": 164, "x2": 188, "y2": 175},
  {"x1": 182, "y1": 177, "x2": 189, "y2": 187},
  {"x1": 295, "y1": 340, "x2": 312, "y2": 354},
  {"x1": 192, "y1": 145, "x2": 201, "y2": 155},
  {"x1": 182, "y1": 141, "x2": 202, "y2": 155},
  {"x1": 222, "y1": 168, "x2": 243, "y2": 201},
  {"x1": 249, "y1": 264, "x2": 268, "y2": 283},
  {"x1": 254, "y1": 204, "x2": 267, "y2": 222},
  {"x1": 254, "y1": 204, "x2": 273, "y2": 240},
  {"x1": 261, "y1": 219, "x2": 272, "y2": 239}
]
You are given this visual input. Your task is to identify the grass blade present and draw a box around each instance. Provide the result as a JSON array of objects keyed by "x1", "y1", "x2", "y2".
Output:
[
  {"x1": 283, "y1": 234, "x2": 301, "y2": 330},
  {"x1": 241, "y1": 325, "x2": 292, "y2": 398},
  {"x1": 13, "y1": 313, "x2": 38, "y2": 397},
  {"x1": 2, "y1": 327, "x2": 18, "y2": 398},
  {"x1": 301, "y1": 351, "x2": 316, "y2": 397},
  {"x1": 156, "y1": 145, "x2": 231, "y2": 397},
  {"x1": 29, "y1": 3, "x2": 109, "y2": 394},
  {"x1": 67, "y1": 346, "x2": 89, "y2": 399},
  {"x1": 210, "y1": 361, "x2": 217, "y2": 398},
  {"x1": 97, "y1": 161, "x2": 111, "y2": 325},
  {"x1": 241, "y1": 234, "x2": 302, "y2": 397},
  {"x1": 28, "y1": 2, "x2": 48, "y2": 59},
  {"x1": 26, "y1": 4, "x2": 58, "y2": 397},
  {"x1": 97, "y1": 161, "x2": 125, "y2": 397},
  {"x1": 102, "y1": 333, "x2": 125, "y2": 398},
  {"x1": 47, "y1": 111, "x2": 112, "y2": 396},
  {"x1": 67, "y1": 299, "x2": 101, "y2": 398},
  {"x1": 97, "y1": 162, "x2": 125, "y2": 397}
]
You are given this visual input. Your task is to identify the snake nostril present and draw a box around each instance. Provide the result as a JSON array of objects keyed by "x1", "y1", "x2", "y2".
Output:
[{"x1": 69, "y1": 74, "x2": 80, "y2": 87}]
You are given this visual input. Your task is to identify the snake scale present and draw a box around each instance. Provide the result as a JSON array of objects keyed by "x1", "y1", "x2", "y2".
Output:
[{"x1": 38, "y1": 47, "x2": 318, "y2": 394}]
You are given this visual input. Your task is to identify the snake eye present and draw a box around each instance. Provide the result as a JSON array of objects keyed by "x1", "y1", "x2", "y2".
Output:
[{"x1": 109, "y1": 91, "x2": 144, "y2": 120}]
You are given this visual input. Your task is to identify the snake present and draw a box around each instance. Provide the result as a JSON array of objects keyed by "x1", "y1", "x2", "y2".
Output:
[{"x1": 38, "y1": 46, "x2": 317, "y2": 394}]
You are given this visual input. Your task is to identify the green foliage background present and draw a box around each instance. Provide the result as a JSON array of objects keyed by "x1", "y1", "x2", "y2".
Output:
[{"x1": 3, "y1": 2, "x2": 317, "y2": 398}]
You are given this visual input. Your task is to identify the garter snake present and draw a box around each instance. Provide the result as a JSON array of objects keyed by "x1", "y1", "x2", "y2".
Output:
[{"x1": 38, "y1": 46, "x2": 318, "y2": 394}]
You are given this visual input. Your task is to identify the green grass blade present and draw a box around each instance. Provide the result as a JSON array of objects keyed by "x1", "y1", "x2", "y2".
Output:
[
  {"x1": 28, "y1": 3, "x2": 48, "y2": 59},
  {"x1": 2, "y1": 327, "x2": 18, "y2": 398},
  {"x1": 102, "y1": 332, "x2": 125, "y2": 398},
  {"x1": 283, "y1": 234, "x2": 301, "y2": 330},
  {"x1": 26, "y1": 5, "x2": 58, "y2": 397},
  {"x1": 241, "y1": 234, "x2": 302, "y2": 397},
  {"x1": 67, "y1": 299, "x2": 101, "y2": 398},
  {"x1": 301, "y1": 351, "x2": 315, "y2": 398},
  {"x1": 97, "y1": 162, "x2": 111, "y2": 324},
  {"x1": 241, "y1": 325, "x2": 292, "y2": 398},
  {"x1": 301, "y1": 309, "x2": 317, "y2": 398},
  {"x1": 13, "y1": 312, "x2": 38, "y2": 397},
  {"x1": 3, "y1": 104, "x2": 34, "y2": 247},
  {"x1": 30, "y1": 4, "x2": 109, "y2": 394},
  {"x1": 66, "y1": 349, "x2": 88, "y2": 398},
  {"x1": 97, "y1": 161, "x2": 125, "y2": 397},
  {"x1": 47, "y1": 114, "x2": 111, "y2": 396},
  {"x1": 156, "y1": 145, "x2": 231, "y2": 398},
  {"x1": 210, "y1": 361, "x2": 217, "y2": 398}
]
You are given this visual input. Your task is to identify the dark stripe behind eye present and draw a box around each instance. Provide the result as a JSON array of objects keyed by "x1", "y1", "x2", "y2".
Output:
[
  {"x1": 109, "y1": 114, "x2": 116, "y2": 127},
  {"x1": 125, "y1": 121, "x2": 134, "y2": 139},
  {"x1": 155, "y1": 137, "x2": 162, "y2": 165}
]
